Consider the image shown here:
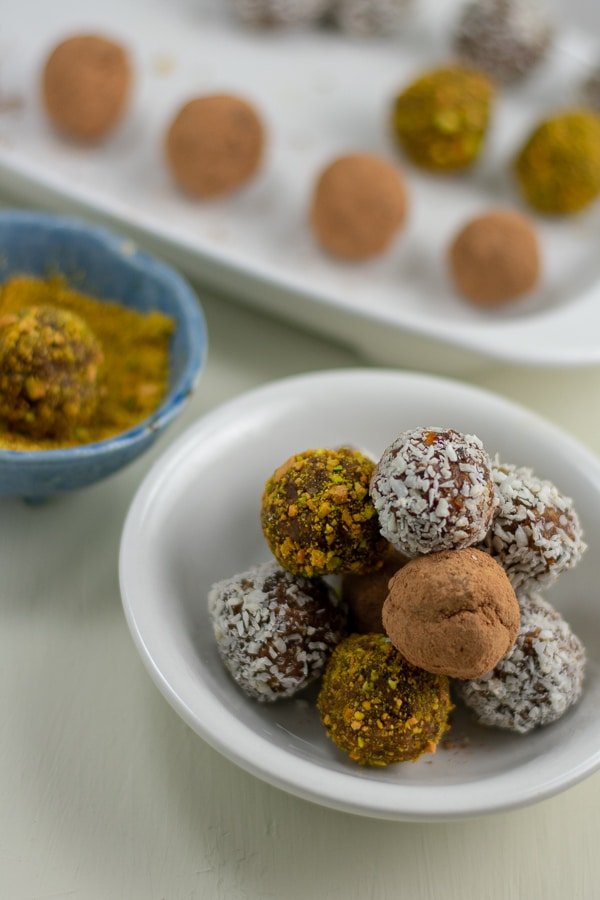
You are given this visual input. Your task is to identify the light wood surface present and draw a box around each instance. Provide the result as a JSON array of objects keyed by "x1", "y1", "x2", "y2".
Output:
[{"x1": 1, "y1": 257, "x2": 600, "y2": 899}]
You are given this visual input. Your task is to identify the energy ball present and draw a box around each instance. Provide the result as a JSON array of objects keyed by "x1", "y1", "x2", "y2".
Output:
[
  {"x1": 459, "y1": 593, "x2": 586, "y2": 732},
  {"x1": 453, "y1": 0, "x2": 553, "y2": 84},
  {"x1": 514, "y1": 110, "x2": 600, "y2": 214},
  {"x1": 391, "y1": 65, "x2": 494, "y2": 171},
  {"x1": 480, "y1": 462, "x2": 586, "y2": 591},
  {"x1": 318, "y1": 633, "x2": 451, "y2": 765},
  {"x1": 261, "y1": 447, "x2": 386, "y2": 577},
  {"x1": 448, "y1": 209, "x2": 540, "y2": 307},
  {"x1": 310, "y1": 154, "x2": 408, "y2": 261},
  {"x1": 331, "y1": 0, "x2": 412, "y2": 36},
  {"x1": 370, "y1": 426, "x2": 497, "y2": 557},
  {"x1": 165, "y1": 94, "x2": 265, "y2": 199},
  {"x1": 383, "y1": 549, "x2": 520, "y2": 679},
  {"x1": 342, "y1": 547, "x2": 408, "y2": 634},
  {"x1": 231, "y1": 0, "x2": 329, "y2": 26},
  {"x1": 0, "y1": 305, "x2": 103, "y2": 439},
  {"x1": 42, "y1": 34, "x2": 131, "y2": 142},
  {"x1": 208, "y1": 561, "x2": 346, "y2": 702}
]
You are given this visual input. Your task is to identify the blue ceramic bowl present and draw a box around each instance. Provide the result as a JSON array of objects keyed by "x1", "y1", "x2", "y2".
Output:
[{"x1": 0, "y1": 211, "x2": 207, "y2": 498}]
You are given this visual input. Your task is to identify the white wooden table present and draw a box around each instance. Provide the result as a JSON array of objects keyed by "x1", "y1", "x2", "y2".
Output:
[{"x1": 1, "y1": 223, "x2": 599, "y2": 899}]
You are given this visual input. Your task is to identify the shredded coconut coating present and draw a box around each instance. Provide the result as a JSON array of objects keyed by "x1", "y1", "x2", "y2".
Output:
[
  {"x1": 583, "y1": 64, "x2": 600, "y2": 114},
  {"x1": 480, "y1": 461, "x2": 586, "y2": 591},
  {"x1": 459, "y1": 593, "x2": 586, "y2": 733},
  {"x1": 454, "y1": 0, "x2": 553, "y2": 84},
  {"x1": 331, "y1": 0, "x2": 412, "y2": 36},
  {"x1": 370, "y1": 427, "x2": 497, "y2": 558},
  {"x1": 230, "y1": 0, "x2": 329, "y2": 26},
  {"x1": 318, "y1": 633, "x2": 452, "y2": 766},
  {"x1": 208, "y1": 561, "x2": 346, "y2": 702}
]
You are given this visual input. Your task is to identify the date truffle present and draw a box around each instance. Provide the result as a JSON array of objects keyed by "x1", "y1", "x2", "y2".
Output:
[
  {"x1": 208, "y1": 561, "x2": 346, "y2": 702},
  {"x1": 583, "y1": 64, "x2": 600, "y2": 114},
  {"x1": 453, "y1": 0, "x2": 553, "y2": 84},
  {"x1": 42, "y1": 34, "x2": 131, "y2": 142},
  {"x1": 370, "y1": 426, "x2": 497, "y2": 557},
  {"x1": 448, "y1": 209, "x2": 540, "y2": 307},
  {"x1": 480, "y1": 462, "x2": 586, "y2": 591},
  {"x1": 317, "y1": 633, "x2": 452, "y2": 765},
  {"x1": 391, "y1": 65, "x2": 494, "y2": 171},
  {"x1": 383, "y1": 548, "x2": 520, "y2": 679},
  {"x1": 0, "y1": 305, "x2": 103, "y2": 439},
  {"x1": 230, "y1": 0, "x2": 329, "y2": 26},
  {"x1": 310, "y1": 154, "x2": 408, "y2": 260},
  {"x1": 331, "y1": 0, "x2": 412, "y2": 36},
  {"x1": 459, "y1": 592, "x2": 586, "y2": 732},
  {"x1": 262, "y1": 447, "x2": 386, "y2": 577},
  {"x1": 342, "y1": 547, "x2": 408, "y2": 633},
  {"x1": 514, "y1": 110, "x2": 600, "y2": 214},
  {"x1": 165, "y1": 94, "x2": 265, "y2": 199}
]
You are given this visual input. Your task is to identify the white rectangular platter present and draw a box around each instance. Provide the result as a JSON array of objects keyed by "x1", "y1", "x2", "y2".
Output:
[{"x1": 0, "y1": 0, "x2": 599, "y2": 371}]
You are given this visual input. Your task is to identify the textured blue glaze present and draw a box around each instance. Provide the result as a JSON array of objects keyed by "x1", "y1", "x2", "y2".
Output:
[{"x1": 0, "y1": 211, "x2": 207, "y2": 497}]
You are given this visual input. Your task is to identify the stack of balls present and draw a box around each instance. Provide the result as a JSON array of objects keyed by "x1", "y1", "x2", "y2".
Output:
[{"x1": 208, "y1": 427, "x2": 587, "y2": 767}]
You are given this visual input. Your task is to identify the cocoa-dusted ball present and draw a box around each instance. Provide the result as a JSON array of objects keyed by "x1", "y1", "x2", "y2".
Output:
[
  {"x1": 165, "y1": 94, "x2": 265, "y2": 199},
  {"x1": 42, "y1": 34, "x2": 131, "y2": 142},
  {"x1": 318, "y1": 633, "x2": 451, "y2": 766},
  {"x1": 261, "y1": 447, "x2": 386, "y2": 577},
  {"x1": 481, "y1": 462, "x2": 586, "y2": 591},
  {"x1": 449, "y1": 209, "x2": 540, "y2": 307},
  {"x1": 310, "y1": 154, "x2": 408, "y2": 261},
  {"x1": 208, "y1": 561, "x2": 346, "y2": 702},
  {"x1": 459, "y1": 593, "x2": 586, "y2": 732},
  {"x1": 370, "y1": 426, "x2": 497, "y2": 558},
  {"x1": 342, "y1": 547, "x2": 408, "y2": 633},
  {"x1": 383, "y1": 549, "x2": 520, "y2": 679},
  {"x1": 453, "y1": 0, "x2": 554, "y2": 84},
  {"x1": 0, "y1": 305, "x2": 103, "y2": 438}
]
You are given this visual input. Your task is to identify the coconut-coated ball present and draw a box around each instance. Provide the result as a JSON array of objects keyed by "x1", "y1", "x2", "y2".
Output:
[
  {"x1": 318, "y1": 633, "x2": 452, "y2": 766},
  {"x1": 231, "y1": 0, "x2": 329, "y2": 26},
  {"x1": 370, "y1": 426, "x2": 498, "y2": 558},
  {"x1": 42, "y1": 34, "x2": 131, "y2": 142},
  {"x1": 261, "y1": 447, "x2": 387, "y2": 577},
  {"x1": 165, "y1": 94, "x2": 265, "y2": 198},
  {"x1": 208, "y1": 561, "x2": 347, "y2": 702},
  {"x1": 514, "y1": 110, "x2": 600, "y2": 214},
  {"x1": 480, "y1": 462, "x2": 586, "y2": 591},
  {"x1": 459, "y1": 593, "x2": 586, "y2": 733},
  {"x1": 448, "y1": 209, "x2": 540, "y2": 307},
  {"x1": 331, "y1": 0, "x2": 413, "y2": 36},
  {"x1": 310, "y1": 154, "x2": 408, "y2": 260},
  {"x1": 391, "y1": 65, "x2": 494, "y2": 171},
  {"x1": 0, "y1": 305, "x2": 103, "y2": 438},
  {"x1": 453, "y1": 0, "x2": 554, "y2": 84}
]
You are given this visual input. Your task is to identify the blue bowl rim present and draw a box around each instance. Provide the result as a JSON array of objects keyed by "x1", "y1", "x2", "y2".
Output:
[{"x1": 0, "y1": 209, "x2": 207, "y2": 464}]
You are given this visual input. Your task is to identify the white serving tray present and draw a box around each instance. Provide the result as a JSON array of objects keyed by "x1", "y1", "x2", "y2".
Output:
[{"x1": 1, "y1": 0, "x2": 599, "y2": 371}]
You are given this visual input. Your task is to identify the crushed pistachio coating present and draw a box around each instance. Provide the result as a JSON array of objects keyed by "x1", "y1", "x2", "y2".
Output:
[
  {"x1": 261, "y1": 447, "x2": 386, "y2": 577},
  {"x1": 0, "y1": 305, "x2": 103, "y2": 439},
  {"x1": 391, "y1": 65, "x2": 494, "y2": 171},
  {"x1": 318, "y1": 634, "x2": 452, "y2": 766},
  {"x1": 514, "y1": 110, "x2": 600, "y2": 214},
  {"x1": 0, "y1": 276, "x2": 174, "y2": 450}
]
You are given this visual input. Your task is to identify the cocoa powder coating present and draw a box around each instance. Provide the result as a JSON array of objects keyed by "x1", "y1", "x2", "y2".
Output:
[
  {"x1": 449, "y1": 209, "x2": 540, "y2": 307},
  {"x1": 383, "y1": 548, "x2": 520, "y2": 679},
  {"x1": 165, "y1": 94, "x2": 265, "y2": 198},
  {"x1": 42, "y1": 34, "x2": 131, "y2": 142},
  {"x1": 310, "y1": 154, "x2": 408, "y2": 260},
  {"x1": 342, "y1": 547, "x2": 408, "y2": 633}
]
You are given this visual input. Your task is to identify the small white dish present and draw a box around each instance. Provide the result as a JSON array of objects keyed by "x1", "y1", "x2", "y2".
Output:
[{"x1": 119, "y1": 370, "x2": 600, "y2": 820}]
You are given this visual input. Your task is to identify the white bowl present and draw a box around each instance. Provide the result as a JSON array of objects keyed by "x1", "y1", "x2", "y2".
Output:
[{"x1": 119, "y1": 370, "x2": 600, "y2": 820}]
